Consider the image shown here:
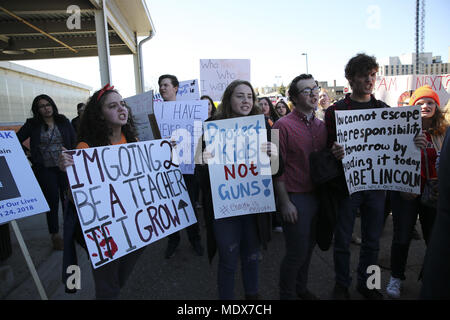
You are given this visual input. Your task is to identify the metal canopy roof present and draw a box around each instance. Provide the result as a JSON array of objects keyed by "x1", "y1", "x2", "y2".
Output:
[{"x1": 0, "y1": 0, "x2": 155, "y2": 61}]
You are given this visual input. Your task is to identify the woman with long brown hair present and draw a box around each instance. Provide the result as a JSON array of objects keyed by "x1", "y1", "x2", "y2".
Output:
[{"x1": 386, "y1": 85, "x2": 449, "y2": 299}]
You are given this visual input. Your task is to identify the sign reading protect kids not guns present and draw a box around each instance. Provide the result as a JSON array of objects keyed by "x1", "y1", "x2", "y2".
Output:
[
  {"x1": 0, "y1": 131, "x2": 49, "y2": 225},
  {"x1": 204, "y1": 115, "x2": 276, "y2": 219},
  {"x1": 335, "y1": 106, "x2": 422, "y2": 195},
  {"x1": 65, "y1": 139, "x2": 197, "y2": 268}
]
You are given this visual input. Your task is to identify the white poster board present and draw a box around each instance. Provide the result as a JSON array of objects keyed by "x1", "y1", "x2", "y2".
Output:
[
  {"x1": 203, "y1": 115, "x2": 275, "y2": 219},
  {"x1": 200, "y1": 59, "x2": 251, "y2": 101},
  {"x1": 153, "y1": 79, "x2": 200, "y2": 102},
  {"x1": 65, "y1": 139, "x2": 197, "y2": 268},
  {"x1": 0, "y1": 131, "x2": 49, "y2": 224},
  {"x1": 375, "y1": 74, "x2": 450, "y2": 107},
  {"x1": 335, "y1": 106, "x2": 422, "y2": 195},
  {"x1": 124, "y1": 90, "x2": 156, "y2": 141},
  {"x1": 153, "y1": 100, "x2": 208, "y2": 174}
]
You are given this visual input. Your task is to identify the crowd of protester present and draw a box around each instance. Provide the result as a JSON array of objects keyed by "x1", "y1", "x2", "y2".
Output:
[{"x1": 4, "y1": 52, "x2": 449, "y2": 300}]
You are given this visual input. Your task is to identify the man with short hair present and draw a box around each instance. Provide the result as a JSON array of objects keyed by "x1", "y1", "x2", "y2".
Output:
[
  {"x1": 273, "y1": 74, "x2": 327, "y2": 300},
  {"x1": 158, "y1": 74, "x2": 204, "y2": 259},
  {"x1": 71, "y1": 102, "x2": 85, "y2": 134},
  {"x1": 325, "y1": 53, "x2": 389, "y2": 300}
]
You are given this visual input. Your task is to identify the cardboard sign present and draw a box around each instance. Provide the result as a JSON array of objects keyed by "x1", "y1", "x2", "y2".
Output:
[
  {"x1": 153, "y1": 100, "x2": 208, "y2": 174},
  {"x1": 153, "y1": 79, "x2": 200, "y2": 102},
  {"x1": 124, "y1": 90, "x2": 159, "y2": 142},
  {"x1": 335, "y1": 106, "x2": 422, "y2": 195},
  {"x1": 375, "y1": 74, "x2": 450, "y2": 107},
  {"x1": 65, "y1": 139, "x2": 197, "y2": 268},
  {"x1": 0, "y1": 131, "x2": 49, "y2": 224},
  {"x1": 203, "y1": 115, "x2": 275, "y2": 219},
  {"x1": 200, "y1": 59, "x2": 251, "y2": 101}
]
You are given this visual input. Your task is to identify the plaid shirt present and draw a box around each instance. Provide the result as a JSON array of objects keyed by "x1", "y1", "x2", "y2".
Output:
[
  {"x1": 324, "y1": 93, "x2": 389, "y2": 148},
  {"x1": 272, "y1": 108, "x2": 327, "y2": 193}
]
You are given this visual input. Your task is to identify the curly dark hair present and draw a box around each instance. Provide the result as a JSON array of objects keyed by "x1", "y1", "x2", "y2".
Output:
[
  {"x1": 213, "y1": 80, "x2": 261, "y2": 120},
  {"x1": 345, "y1": 53, "x2": 379, "y2": 82},
  {"x1": 77, "y1": 88, "x2": 137, "y2": 147}
]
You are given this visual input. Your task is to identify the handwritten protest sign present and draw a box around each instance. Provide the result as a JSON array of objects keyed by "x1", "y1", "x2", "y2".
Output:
[
  {"x1": 154, "y1": 100, "x2": 208, "y2": 174},
  {"x1": 65, "y1": 140, "x2": 197, "y2": 268},
  {"x1": 335, "y1": 106, "x2": 422, "y2": 195},
  {"x1": 124, "y1": 90, "x2": 158, "y2": 141},
  {"x1": 0, "y1": 131, "x2": 49, "y2": 224},
  {"x1": 203, "y1": 115, "x2": 275, "y2": 219},
  {"x1": 153, "y1": 79, "x2": 200, "y2": 102},
  {"x1": 375, "y1": 74, "x2": 450, "y2": 107},
  {"x1": 200, "y1": 59, "x2": 251, "y2": 101}
]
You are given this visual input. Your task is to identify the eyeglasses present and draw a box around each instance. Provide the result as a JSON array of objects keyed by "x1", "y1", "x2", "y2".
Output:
[
  {"x1": 38, "y1": 103, "x2": 52, "y2": 109},
  {"x1": 299, "y1": 86, "x2": 320, "y2": 97}
]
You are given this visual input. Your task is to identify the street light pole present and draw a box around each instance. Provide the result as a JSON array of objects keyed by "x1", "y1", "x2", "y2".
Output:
[{"x1": 302, "y1": 52, "x2": 308, "y2": 74}]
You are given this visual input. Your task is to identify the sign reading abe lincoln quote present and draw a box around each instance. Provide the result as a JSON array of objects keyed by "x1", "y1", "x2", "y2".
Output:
[{"x1": 335, "y1": 106, "x2": 422, "y2": 195}]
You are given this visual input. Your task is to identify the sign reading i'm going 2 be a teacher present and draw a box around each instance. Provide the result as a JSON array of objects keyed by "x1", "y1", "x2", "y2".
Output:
[{"x1": 65, "y1": 139, "x2": 197, "y2": 268}]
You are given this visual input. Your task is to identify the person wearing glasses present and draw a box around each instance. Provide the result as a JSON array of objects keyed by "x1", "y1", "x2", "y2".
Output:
[
  {"x1": 17, "y1": 94, "x2": 76, "y2": 250},
  {"x1": 273, "y1": 74, "x2": 326, "y2": 300}
]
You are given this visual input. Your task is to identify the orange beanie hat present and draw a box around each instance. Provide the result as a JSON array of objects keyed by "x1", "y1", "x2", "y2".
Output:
[{"x1": 409, "y1": 85, "x2": 440, "y2": 106}]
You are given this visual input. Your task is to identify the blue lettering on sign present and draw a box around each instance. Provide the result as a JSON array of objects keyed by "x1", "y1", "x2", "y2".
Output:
[
  {"x1": 0, "y1": 132, "x2": 13, "y2": 139},
  {"x1": 218, "y1": 181, "x2": 261, "y2": 200}
]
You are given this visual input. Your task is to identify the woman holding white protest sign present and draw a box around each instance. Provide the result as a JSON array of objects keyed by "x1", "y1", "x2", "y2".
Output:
[
  {"x1": 58, "y1": 84, "x2": 143, "y2": 299},
  {"x1": 17, "y1": 94, "x2": 76, "y2": 251},
  {"x1": 386, "y1": 85, "x2": 449, "y2": 299},
  {"x1": 196, "y1": 80, "x2": 282, "y2": 300}
]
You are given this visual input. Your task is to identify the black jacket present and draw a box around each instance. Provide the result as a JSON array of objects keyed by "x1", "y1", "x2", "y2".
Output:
[
  {"x1": 309, "y1": 149, "x2": 348, "y2": 251},
  {"x1": 17, "y1": 116, "x2": 76, "y2": 167},
  {"x1": 195, "y1": 117, "x2": 283, "y2": 263},
  {"x1": 420, "y1": 127, "x2": 450, "y2": 299}
]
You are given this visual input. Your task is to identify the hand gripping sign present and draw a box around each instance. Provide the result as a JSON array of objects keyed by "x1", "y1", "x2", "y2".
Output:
[{"x1": 65, "y1": 139, "x2": 197, "y2": 268}]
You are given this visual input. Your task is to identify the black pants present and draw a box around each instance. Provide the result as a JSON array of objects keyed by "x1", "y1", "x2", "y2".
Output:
[
  {"x1": 167, "y1": 174, "x2": 201, "y2": 246},
  {"x1": 33, "y1": 165, "x2": 68, "y2": 234}
]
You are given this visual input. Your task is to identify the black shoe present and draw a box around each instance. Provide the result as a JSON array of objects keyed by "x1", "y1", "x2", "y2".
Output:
[
  {"x1": 165, "y1": 242, "x2": 178, "y2": 259},
  {"x1": 192, "y1": 241, "x2": 204, "y2": 256},
  {"x1": 298, "y1": 289, "x2": 320, "y2": 300},
  {"x1": 332, "y1": 283, "x2": 350, "y2": 300},
  {"x1": 245, "y1": 293, "x2": 259, "y2": 300},
  {"x1": 356, "y1": 284, "x2": 384, "y2": 300}
]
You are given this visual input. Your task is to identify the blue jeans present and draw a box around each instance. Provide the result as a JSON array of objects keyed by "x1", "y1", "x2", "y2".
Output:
[
  {"x1": 333, "y1": 190, "x2": 385, "y2": 288},
  {"x1": 390, "y1": 191, "x2": 436, "y2": 280},
  {"x1": 279, "y1": 193, "x2": 318, "y2": 299},
  {"x1": 213, "y1": 214, "x2": 260, "y2": 299}
]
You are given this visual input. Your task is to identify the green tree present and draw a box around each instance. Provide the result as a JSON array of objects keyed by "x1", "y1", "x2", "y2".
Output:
[{"x1": 278, "y1": 84, "x2": 286, "y2": 96}]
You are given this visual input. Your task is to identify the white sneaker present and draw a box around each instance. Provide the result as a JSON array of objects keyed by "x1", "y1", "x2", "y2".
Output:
[{"x1": 386, "y1": 276, "x2": 402, "y2": 299}]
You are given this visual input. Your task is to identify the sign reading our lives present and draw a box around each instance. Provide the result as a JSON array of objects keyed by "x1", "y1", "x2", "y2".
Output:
[
  {"x1": 153, "y1": 100, "x2": 208, "y2": 174},
  {"x1": 335, "y1": 106, "x2": 422, "y2": 195},
  {"x1": 0, "y1": 131, "x2": 49, "y2": 224},
  {"x1": 204, "y1": 115, "x2": 276, "y2": 219},
  {"x1": 65, "y1": 140, "x2": 197, "y2": 268}
]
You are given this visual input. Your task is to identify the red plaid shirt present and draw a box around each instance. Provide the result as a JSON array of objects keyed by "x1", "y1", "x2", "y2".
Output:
[{"x1": 272, "y1": 108, "x2": 327, "y2": 193}]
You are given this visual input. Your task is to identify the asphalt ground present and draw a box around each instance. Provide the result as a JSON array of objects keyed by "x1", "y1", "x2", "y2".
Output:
[{"x1": 1, "y1": 203, "x2": 427, "y2": 303}]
